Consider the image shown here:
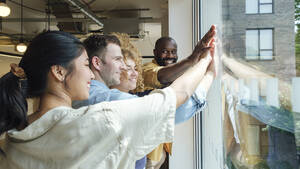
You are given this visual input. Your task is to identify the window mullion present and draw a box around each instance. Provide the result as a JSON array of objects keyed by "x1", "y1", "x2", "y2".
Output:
[
  {"x1": 258, "y1": 0, "x2": 260, "y2": 13},
  {"x1": 259, "y1": 29, "x2": 261, "y2": 59}
]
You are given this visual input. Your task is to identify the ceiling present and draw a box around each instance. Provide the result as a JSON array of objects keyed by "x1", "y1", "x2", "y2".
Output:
[{"x1": 0, "y1": 0, "x2": 168, "y2": 46}]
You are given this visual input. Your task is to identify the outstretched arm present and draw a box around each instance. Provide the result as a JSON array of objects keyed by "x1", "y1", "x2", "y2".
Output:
[
  {"x1": 197, "y1": 38, "x2": 217, "y2": 94},
  {"x1": 170, "y1": 47, "x2": 212, "y2": 108},
  {"x1": 174, "y1": 38, "x2": 217, "y2": 123},
  {"x1": 175, "y1": 84, "x2": 207, "y2": 124},
  {"x1": 157, "y1": 25, "x2": 216, "y2": 85}
]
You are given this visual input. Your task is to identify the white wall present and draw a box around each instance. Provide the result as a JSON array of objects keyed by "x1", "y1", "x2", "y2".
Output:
[
  {"x1": 168, "y1": 0, "x2": 194, "y2": 169},
  {"x1": 131, "y1": 23, "x2": 162, "y2": 57}
]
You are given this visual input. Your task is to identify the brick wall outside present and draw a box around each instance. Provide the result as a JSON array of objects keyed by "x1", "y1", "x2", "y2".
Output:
[{"x1": 222, "y1": 0, "x2": 296, "y2": 81}]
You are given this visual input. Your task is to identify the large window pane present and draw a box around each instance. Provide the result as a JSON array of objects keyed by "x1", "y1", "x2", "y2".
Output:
[
  {"x1": 260, "y1": 50, "x2": 273, "y2": 60},
  {"x1": 260, "y1": 4, "x2": 273, "y2": 13},
  {"x1": 260, "y1": 29, "x2": 273, "y2": 50},
  {"x1": 246, "y1": 0, "x2": 258, "y2": 14},
  {"x1": 222, "y1": 0, "x2": 298, "y2": 168},
  {"x1": 246, "y1": 30, "x2": 259, "y2": 59}
]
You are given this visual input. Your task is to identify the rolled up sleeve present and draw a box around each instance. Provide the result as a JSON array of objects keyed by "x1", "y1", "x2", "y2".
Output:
[{"x1": 175, "y1": 84, "x2": 207, "y2": 124}]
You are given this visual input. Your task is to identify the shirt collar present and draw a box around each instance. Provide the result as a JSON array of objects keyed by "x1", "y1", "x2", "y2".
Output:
[
  {"x1": 152, "y1": 59, "x2": 159, "y2": 66},
  {"x1": 91, "y1": 80, "x2": 109, "y2": 90}
]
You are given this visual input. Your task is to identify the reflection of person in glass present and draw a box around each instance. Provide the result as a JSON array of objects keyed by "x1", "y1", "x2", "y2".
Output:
[{"x1": 0, "y1": 30, "x2": 216, "y2": 169}]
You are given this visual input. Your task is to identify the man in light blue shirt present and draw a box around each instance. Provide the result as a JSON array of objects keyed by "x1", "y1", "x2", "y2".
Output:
[{"x1": 73, "y1": 34, "x2": 215, "y2": 169}]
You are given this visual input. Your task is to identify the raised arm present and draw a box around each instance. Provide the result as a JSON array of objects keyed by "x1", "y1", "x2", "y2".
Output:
[
  {"x1": 174, "y1": 38, "x2": 217, "y2": 123},
  {"x1": 170, "y1": 46, "x2": 213, "y2": 108},
  {"x1": 196, "y1": 38, "x2": 217, "y2": 94},
  {"x1": 157, "y1": 25, "x2": 216, "y2": 85}
]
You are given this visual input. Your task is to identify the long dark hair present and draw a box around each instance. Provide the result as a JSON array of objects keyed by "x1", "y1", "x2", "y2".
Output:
[{"x1": 0, "y1": 31, "x2": 84, "y2": 152}]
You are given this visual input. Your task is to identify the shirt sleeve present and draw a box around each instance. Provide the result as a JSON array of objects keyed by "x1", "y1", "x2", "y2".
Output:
[
  {"x1": 192, "y1": 84, "x2": 207, "y2": 107},
  {"x1": 175, "y1": 84, "x2": 207, "y2": 124},
  {"x1": 142, "y1": 62, "x2": 164, "y2": 89},
  {"x1": 102, "y1": 87, "x2": 177, "y2": 159}
]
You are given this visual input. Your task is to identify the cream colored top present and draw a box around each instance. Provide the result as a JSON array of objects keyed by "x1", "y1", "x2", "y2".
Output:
[{"x1": 0, "y1": 87, "x2": 176, "y2": 169}]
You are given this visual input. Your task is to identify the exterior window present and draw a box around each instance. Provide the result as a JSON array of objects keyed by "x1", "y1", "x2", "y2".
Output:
[
  {"x1": 221, "y1": 0, "x2": 298, "y2": 169},
  {"x1": 246, "y1": 29, "x2": 273, "y2": 60},
  {"x1": 246, "y1": 0, "x2": 273, "y2": 14}
]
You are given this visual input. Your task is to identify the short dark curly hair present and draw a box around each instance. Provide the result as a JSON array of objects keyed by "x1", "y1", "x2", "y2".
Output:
[
  {"x1": 154, "y1": 36, "x2": 176, "y2": 49},
  {"x1": 83, "y1": 35, "x2": 121, "y2": 64}
]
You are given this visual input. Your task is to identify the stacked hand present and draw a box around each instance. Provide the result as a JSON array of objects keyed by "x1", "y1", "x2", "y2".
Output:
[
  {"x1": 207, "y1": 38, "x2": 217, "y2": 78},
  {"x1": 197, "y1": 25, "x2": 218, "y2": 78},
  {"x1": 189, "y1": 25, "x2": 216, "y2": 62}
]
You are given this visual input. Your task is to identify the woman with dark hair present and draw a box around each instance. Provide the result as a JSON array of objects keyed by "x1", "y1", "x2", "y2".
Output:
[
  {"x1": 0, "y1": 31, "x2": 90, "y2": 136},
  {"x1": 0, "y1": 30, "x2": 216, "y2": 169}
]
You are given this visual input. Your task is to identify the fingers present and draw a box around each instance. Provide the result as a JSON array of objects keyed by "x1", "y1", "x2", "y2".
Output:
[
  {"x1": 209, "y1": 38, "x2": 215, "y2": 47},
  {"x1": 209, "y1": 38, "x2": 216, "y2": 57},
  {"x1": 199, "y1": 25, "x2": 216, "y2": 48},
  {"x1": 190, "y1": 26, "x2": 216, "y2": 63},
  {"x1": 199, "y1": 47, "x2": 212, "y2": 60},
  {"x1": 10, "y1": 63, "x2": 26, "y2": 78}
]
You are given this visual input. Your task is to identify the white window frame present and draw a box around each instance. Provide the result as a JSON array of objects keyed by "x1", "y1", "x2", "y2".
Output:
[
  {"x1": 197, "y1": 0, "x2": 224, "y2": 169},
  {"x1": 245, "y1": 28, "x2": 274, "y2": 60},
  {"x1": 246, "y1": 0, "x2": 273, "y2": 14}
]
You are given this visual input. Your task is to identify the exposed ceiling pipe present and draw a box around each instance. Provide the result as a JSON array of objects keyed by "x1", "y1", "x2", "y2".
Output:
[
  {"x1": 63, "y1": 0, "x2": 103, "y2": 27},
  {"x1": 0, "y1": 51, "x2": 22, "y2": 57},
  {"x1": 73, "y1": 8, "x2": 150, "y2": 14},
  {"x1": 1, "y1": 17, "x2": 159, "y2": 23},
  {"x1": 50, "y1": 1, "x2": 82, "y2": 32}
]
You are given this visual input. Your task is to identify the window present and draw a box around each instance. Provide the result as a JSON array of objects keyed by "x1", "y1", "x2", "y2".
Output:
[
  {"x1": 246, "y1": 29, "x2": 273, "y2": 60},
  {"x1": 246, "y1": 0, "x2": 273, "y2": 14},
  {"x1": 221, "y1": 0, "x2": 299, "y2": 168}
]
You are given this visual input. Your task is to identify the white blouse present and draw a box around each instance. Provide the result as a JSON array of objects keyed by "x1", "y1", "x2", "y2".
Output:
[{"x1": 0, "y1": 87, "x2": 176, "y2": 169}]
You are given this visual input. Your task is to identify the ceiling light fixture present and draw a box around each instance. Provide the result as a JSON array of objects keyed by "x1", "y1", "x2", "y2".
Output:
[
  {"x1": 0, "y1": 0, "x2": 11, "y2": 17},
  {"x1": 16, "y1": 0, "x2": 27, "y2": 53},
  {"x1": 16, "y1": 41, "x2": 27, "y2": 53}
]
